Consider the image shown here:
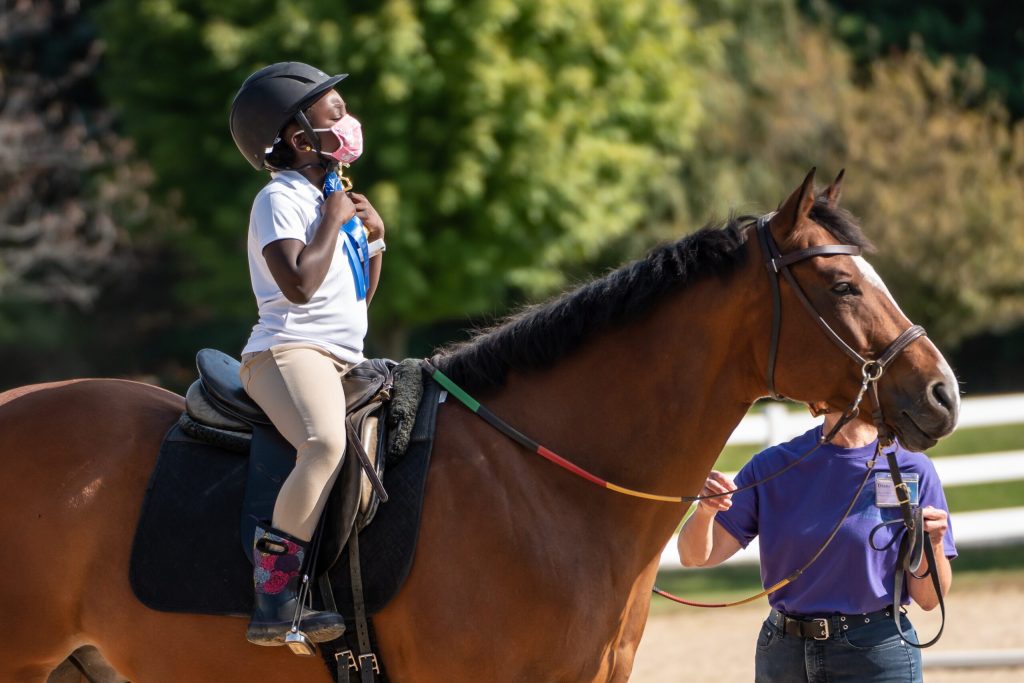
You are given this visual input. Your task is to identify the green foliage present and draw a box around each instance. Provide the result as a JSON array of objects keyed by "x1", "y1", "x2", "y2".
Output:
[
  {"x1": 96, "y1": 0, "x2": 716, "y2": 353},
  {"x1": 926, "y1": 422, "x2": 1024, "y2": 458},
  {"x1": 801, "y1": 0, "x2": 1024, "y2": 118},
  {"x1": 946, "y1": 480, "x2": 1024, "y2": 514},
  {"x1": 681, "y1": 0, "x2": 1024, "y2": 350}
]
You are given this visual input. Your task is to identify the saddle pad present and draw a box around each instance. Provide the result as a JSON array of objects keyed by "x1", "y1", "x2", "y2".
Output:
[{"x1": 128, "y1": 370, "x2": 440, "y2": 618}]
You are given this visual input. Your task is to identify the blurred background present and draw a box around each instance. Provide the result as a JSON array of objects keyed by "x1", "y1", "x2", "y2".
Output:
[
  {"x1": 2, "y1": 0, "x2": 1023, "y2": 393},
  {"x1": 5, "y1": 2, "x2": 1023, "y2": 679}
]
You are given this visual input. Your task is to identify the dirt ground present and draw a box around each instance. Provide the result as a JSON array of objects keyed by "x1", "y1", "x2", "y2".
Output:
[{"x1": 632, "y1": 577, "x2": 1024, "y2": 682}]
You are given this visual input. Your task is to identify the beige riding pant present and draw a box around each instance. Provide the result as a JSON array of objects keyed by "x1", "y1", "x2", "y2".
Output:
[{"x1": 239, "y1": 343, "x2": 354, "y2": 542}]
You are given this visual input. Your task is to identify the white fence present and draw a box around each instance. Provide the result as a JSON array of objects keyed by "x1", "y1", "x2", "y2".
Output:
[{"x1": 726, "y1": 393, "x2": 1024, "y2": 446}]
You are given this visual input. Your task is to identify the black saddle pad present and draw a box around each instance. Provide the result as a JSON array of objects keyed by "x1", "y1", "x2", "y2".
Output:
[{"x1": 129, "y1": 371, "x2": 440, "y2": 618}]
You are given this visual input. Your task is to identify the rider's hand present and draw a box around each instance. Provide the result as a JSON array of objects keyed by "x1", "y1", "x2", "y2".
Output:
[
  {"x1": 696, "y1": 470, "x2": 736, "y2": 514},
  {"x1": 348, "y1": 192, "x2": 385, "y2": 242},
  {"x1": 323, "y1": 189, "x2": 357, "y2": 228}
]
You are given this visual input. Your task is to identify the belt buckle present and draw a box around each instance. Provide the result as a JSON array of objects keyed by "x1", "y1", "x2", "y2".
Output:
[{"x1": 812, "y1": 618, "x2": 830, "y2": 640}]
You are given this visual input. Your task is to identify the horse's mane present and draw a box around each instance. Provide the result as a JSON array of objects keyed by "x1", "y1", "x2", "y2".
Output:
[{"x1": 433, "y1": 201, "x2": 870, "y2": 392}]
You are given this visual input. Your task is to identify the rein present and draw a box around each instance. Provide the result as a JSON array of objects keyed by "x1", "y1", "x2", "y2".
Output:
[{"x1": 426, "y1": 213, "x2": 942, "y2": 644}]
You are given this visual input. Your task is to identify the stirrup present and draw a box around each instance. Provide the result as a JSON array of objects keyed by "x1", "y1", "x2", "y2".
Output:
[{"x1": 285, "y1": 628, "x2": 317, "y2": 657}]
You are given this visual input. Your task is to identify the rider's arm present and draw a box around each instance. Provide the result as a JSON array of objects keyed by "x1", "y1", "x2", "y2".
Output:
[{"x1": 263, "y1": 191, "x2": 356, "y2": 304}]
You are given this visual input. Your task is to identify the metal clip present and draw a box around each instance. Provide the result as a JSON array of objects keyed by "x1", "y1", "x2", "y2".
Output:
[{"x1": 862, "y1": 360, "x2": 884, "y2": 383}]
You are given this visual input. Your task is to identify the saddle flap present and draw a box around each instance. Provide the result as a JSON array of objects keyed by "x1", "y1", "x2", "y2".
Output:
[
  {"x1": 196, "y1": 349, "x2": 270, "y2": 425},
  {"x1": 343, "y1": 358, "x2": 397, "y2": 412}
]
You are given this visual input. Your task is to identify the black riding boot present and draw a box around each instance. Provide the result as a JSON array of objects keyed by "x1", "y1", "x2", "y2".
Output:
[{"x1": 246, "y1": 524, "x2": 345, "y2": 646}]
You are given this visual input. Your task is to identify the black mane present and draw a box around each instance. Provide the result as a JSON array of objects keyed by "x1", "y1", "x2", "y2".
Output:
[{"x1": 433, "y1": 200, "x2": 869, "y2": 392}]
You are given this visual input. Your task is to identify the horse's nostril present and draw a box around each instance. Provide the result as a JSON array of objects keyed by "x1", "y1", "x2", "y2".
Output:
[{"x1": 930, "y1": 381, "x2": 953, "y2": 412}]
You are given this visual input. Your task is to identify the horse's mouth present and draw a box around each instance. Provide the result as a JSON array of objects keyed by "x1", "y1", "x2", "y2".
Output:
[{"x1": 894, "y1": 411, "x2": 939, "y2": 452}]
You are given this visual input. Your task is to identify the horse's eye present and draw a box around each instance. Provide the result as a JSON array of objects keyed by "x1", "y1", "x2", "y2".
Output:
[{"x1": 831, "y1": 282, "x2": 856, "y2": 296}]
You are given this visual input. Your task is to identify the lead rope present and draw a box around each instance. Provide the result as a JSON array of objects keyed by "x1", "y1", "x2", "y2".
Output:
[
  {"x1": 424, "y1": 359, "x2": 878, "y2": 608},
  {"x1": 655, "y1": 443, "x2": 882, "y2": 607},
  {"x1": 424, "y1": 361, "x2": 866, "y2": 505}
]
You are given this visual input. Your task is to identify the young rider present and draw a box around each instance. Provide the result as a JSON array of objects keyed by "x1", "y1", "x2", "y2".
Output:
[{"x1": 228, "y1": 62, "x2": 386, "y2": 646}]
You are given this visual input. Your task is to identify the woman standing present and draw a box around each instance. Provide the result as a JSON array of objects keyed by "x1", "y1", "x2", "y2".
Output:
[{"x1": 677, "y1": 411, "x2": 955, "y2": 682}]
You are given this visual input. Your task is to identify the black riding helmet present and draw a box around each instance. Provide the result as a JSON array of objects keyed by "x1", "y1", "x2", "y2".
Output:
[{"x1": 229, "y1": 62, "x2": 347, "y2": 170}]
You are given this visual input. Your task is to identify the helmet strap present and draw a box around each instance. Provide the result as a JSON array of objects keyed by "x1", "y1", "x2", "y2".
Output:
[
  {"x1": 293, "y1": 110, "x2": 333, "y2": 171},
  {"x1": 293, "y1": 110, "x2": 320, "y2": 153}
]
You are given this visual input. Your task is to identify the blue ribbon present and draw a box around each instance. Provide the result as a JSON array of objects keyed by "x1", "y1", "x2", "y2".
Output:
[{"x1": 324, "y1": 171, "x2": 369, "y2": 301}]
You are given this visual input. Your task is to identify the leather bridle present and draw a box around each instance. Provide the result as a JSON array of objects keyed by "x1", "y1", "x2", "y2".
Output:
[{"x1": 755, "y1": 213, "x2": 926, "y2": 441}]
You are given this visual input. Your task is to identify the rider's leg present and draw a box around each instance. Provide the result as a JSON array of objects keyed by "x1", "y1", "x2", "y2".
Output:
[{"x1": 239, "y1": 342, "x2": 353, "y2": 645}]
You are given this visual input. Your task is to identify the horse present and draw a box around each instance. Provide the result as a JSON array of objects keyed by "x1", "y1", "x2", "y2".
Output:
[{"x1": 0, "y1": 169, "x2": 959, "y2": 682}]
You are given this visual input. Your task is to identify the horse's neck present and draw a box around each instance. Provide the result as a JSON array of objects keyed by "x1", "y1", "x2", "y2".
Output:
[{"x1": 489, "y1": 277, "x2": 758, "y2": 550}]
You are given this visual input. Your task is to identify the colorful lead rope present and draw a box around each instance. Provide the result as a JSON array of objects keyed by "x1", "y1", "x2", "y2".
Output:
[
  {"x1": 423, "y1": 360, "x2": 872, "y2": 609},
  {"x1": 425, "y1": 362, "x2": 686, "y2": 503}
]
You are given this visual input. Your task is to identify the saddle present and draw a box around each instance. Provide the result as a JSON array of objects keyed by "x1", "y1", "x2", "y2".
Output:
[
  {"x1": 181, "y1": 349, "x2": 397, "y2": 568},
  {"x1": 129, "y1": 349, "x2": 438, "y2": 616}
]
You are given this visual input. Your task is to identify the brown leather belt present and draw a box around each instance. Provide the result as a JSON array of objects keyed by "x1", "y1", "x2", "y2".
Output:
[{"x1": 770, "y1": 607, "x2": 893, "y2": 640}]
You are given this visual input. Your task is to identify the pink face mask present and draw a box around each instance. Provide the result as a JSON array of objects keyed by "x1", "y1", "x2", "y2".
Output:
[{"x1": 313, "y1": 114, "x2": 363, "y2": 164}]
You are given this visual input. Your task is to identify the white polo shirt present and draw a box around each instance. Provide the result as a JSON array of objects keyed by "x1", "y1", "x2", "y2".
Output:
[{"x1": 241, "y1": 170, "x2": 367, "y2": 363}]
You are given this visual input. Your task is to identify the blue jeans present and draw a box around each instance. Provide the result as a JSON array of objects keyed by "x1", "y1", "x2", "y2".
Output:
[{"x1": 755, "y1": 611, "x2": 923, "y2": 682}]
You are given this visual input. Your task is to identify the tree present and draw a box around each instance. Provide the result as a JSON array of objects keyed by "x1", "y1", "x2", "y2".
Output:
[
  {"x1": 800, "y1": 0, "x2": 1024, "y2": 118},
  {"x1": 679, "y1": 0, "x2": 1024, "y2": 350},
  {"x1": 96, "y1": 0, "x2": 717, "y2": 355},
  {"x1": 0, "y1": 0, "x2": 163, "y2": 385}
]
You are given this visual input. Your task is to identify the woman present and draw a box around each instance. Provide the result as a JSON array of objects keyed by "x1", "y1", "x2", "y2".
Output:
[
  {"x1": 677, "y1": 411, "x2": 955, "y2": 682},
  {"x1": 228, "y1": 62, "x2": 386, "y2": 646}
]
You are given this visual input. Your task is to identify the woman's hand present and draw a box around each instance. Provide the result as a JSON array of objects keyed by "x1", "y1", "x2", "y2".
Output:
[
  {"x1": 697, "y1": 470, "x2": 737, "y2": 514},
  {"x1": 920, "y1": 506, "x2": 949, "y2": 545},
  {"x1": 678, "y1": 470, "x2": 742, "y2": 568},
  {"x1": 348, "y1": 192, "x2": 385, "y2": 241}
]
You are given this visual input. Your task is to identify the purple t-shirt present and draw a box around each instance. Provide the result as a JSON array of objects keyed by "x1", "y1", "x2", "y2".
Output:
[{"x1": 715, "y1": 426, "x2": 957, "y2": 616}]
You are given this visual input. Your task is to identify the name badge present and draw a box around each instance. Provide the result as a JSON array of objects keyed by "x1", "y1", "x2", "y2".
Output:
[{"x1": 874, "y1": 472, "x2": 920, "y2": 508}]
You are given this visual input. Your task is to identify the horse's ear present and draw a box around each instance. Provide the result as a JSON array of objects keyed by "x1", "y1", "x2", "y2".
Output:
[
  {"x1": 772, "y1": 167, "x2": 817, "y2": 235},
  {"x1": 820, "y1": 168, "x2": 845, "y2": 209}
]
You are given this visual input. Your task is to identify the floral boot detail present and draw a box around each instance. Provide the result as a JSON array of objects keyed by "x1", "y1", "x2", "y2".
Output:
[{"x1": 246, "y1": 524, "x2": 345, "y2": 646}]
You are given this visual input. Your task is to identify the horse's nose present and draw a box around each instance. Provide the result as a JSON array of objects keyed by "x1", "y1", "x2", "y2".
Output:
[{"x1": 926, "y1": 379, "x2": 959, "y2": 428}]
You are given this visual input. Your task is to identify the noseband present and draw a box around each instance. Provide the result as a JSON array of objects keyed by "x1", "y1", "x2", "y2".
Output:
[{"x1": 755, "y1": 214, "x2": 926, "y2": 443}]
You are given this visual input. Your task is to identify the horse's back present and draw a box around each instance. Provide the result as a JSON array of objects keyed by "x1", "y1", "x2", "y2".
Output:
[{"x1": 0, "y1": 378, "x2": 182, "y2": 677}]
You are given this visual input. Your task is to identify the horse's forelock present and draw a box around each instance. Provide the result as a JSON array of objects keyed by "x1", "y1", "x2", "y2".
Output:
[{"x1": 809, "y1": 201, "x2": 874, "y2": 253}]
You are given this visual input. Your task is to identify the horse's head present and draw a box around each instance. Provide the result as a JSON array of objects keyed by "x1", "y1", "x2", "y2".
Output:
[{"x1": 756, "y1": 168, "x2": 959, "y2": 451}]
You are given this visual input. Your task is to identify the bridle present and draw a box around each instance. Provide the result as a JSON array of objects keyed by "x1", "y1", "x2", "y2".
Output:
[{"x1": 755, "y1": 213, "x2": 926, "y2": 442}]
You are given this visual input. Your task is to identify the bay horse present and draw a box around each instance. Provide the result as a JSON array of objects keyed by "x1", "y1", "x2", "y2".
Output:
[{"x1": 0, "y1": 170, "x2": 958, "y2": 682}]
